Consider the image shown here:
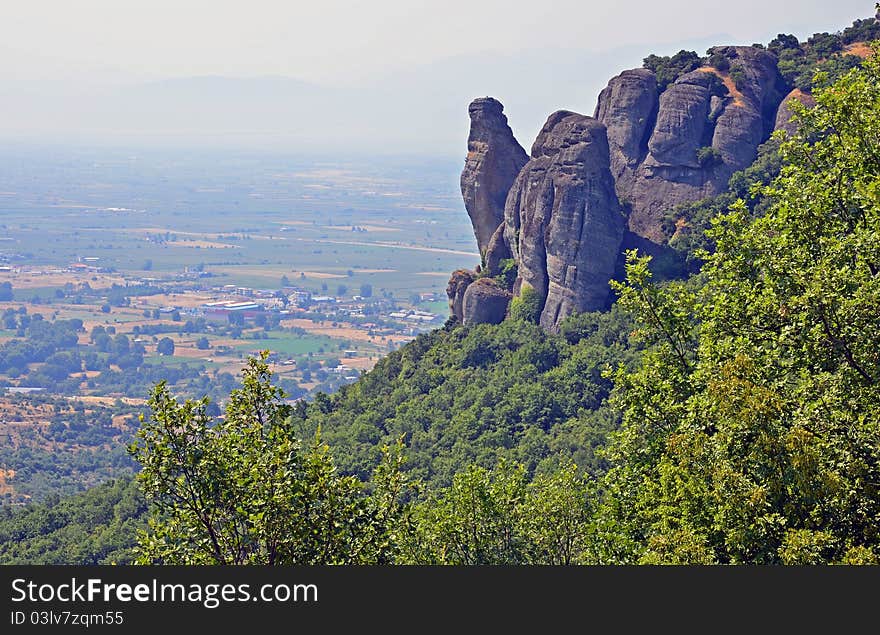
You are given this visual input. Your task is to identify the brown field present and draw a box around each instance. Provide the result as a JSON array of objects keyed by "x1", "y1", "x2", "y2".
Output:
[
  {"x1": 0, "y1": 395, "x2": 140, "y2": 499},
  {"x1": 166, "y1": 240, "x2": 239, "y2": 249},
  {"x1": 343, "y1": 356, "x2": 379, "y2": 370},
  {"x1": 289, "y1": 270, "x2": 346, "y2": 279},
  {"x1": 0, "y1": 269, "x2": 125, "y2": 290},
  {"x1": 125, "y1": 227, "x2": 213, "y2": 238},
  {"x1": 68, "y1": 395, "x2": 145, "y2": 407},
  {"x1": 139, "y1": 292, "x2": 215, "y2": 308},
  {"x1": 281, "y1": 318, "x2": 413, "y2": 345},
  {"x1": 415, "y1": 271, "x2": 451, "y2": 277},
  {"x1": 0, "y1": 469, "x2": 15, "y2": 496},
  {"x1": 165, "y1": 346, "x2": 216, "y2": 360},
  {"x1": 0, "y1": 303, "x2": 60, "y2": 320}
]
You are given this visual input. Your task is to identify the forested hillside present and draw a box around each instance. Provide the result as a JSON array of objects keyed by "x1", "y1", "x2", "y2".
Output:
[
  {"x1": 297, "y1": 307, "x2": 639, "y2": 488},
  {"x1": 0, "y1": 479, "x2": 144, "y2": 564}
]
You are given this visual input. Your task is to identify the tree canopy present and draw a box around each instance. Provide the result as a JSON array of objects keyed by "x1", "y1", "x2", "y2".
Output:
[{"x1": 598, "y1": 49, "x2": 880, "y2": 564}]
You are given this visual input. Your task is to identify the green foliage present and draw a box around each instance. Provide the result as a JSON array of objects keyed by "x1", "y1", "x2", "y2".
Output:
[
  {"x1": 841, "y1": 17, "x2": 880, "y2": 44},
  {"x1": 0, "y1": 479, "x2": 145, "y2": 564},
  {"x1": 706, "y1": 52, "x2": 730, "y2": 72},
  {"x1": 400, "y1": 460, "x2": 595, "y2": 564},
  {"x1": 665, "y1": 138, "x2": 783, "y2": 267},
  {"x1": 768, "y1": 33, "x2": 800, "y2": 55},
  {"x1": 129, "y1": 352, "x2": 409, "y2": 564},
  {"x1": 598, "y1": 52, "x2": 880, "y2": 564},
  {"x1": 807, "y1": 31, "x2": 844, "y2": 58},
  {"x1": 508, "y1": 285, "x2": 543, "y2": 324},
  {"x1": 728, "y1": 64, "x2": 747, "y2": 90},
  {"x1": 300, "y1": 313, "x2": 638, "y2": 489},
  {"x1": 495, "y1": 258, "x2": 518, "y2": 290},
  {"x1": 156, "y1": 337, "x2": 175, "y2": 356},
  {"x1": 696, "y1": 146, "x2": 723, "y2": 168},
  {"x1": 643, "y1": 50, "x2": 703, "y2": 91},
  {"x1": 772, "y1": 17, "x2": 877, "y2": 92}
]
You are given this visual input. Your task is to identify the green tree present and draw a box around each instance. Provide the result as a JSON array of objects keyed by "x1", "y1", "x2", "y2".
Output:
[
  {"x1": 403, "y1": 461, "x2": 530, "y2": 564},
  {"x1": 508, "y1": 285, "x2": 543, "y2": 324},
  {"x1": 156, "y1": 337, "x2": 175, "y2": 356},
  {"x1": 129, "y1": 352, "x2": 409, "y2": 564},
  {"x1": 598, "y1": 50, "x2": 880, "y2": 564},
  {"x1": 643, "y1": 50, "x2": 702, "y2": 91},
  {"x1": 402, "y1": 460, "x2": 595, "y2": 564}
]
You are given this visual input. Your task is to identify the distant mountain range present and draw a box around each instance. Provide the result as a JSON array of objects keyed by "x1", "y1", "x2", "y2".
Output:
[{"x1": 0, "y1": 37, "x2": 729, "y2": 153}]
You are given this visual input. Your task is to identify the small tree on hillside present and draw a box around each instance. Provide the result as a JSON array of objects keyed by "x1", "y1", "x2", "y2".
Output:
[{"x1": 157, "y1": 337, "x2": 175, "y2": 356}]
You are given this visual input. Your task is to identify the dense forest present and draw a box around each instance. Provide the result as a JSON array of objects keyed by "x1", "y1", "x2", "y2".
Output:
[{"x1": 1, "y1": 28, "x2": 879, "y2": 565}]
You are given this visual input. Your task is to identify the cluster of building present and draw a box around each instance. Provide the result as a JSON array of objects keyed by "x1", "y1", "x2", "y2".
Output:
[
  {"x1": 191, "y1": 285, "x2": 441, "y2": 331},
  {"x1": 388, "y1": 309, "x2": 439, "y2": 323},
  {"x1": 201, "y1": 300, "x2": 266, "y2": 322}
]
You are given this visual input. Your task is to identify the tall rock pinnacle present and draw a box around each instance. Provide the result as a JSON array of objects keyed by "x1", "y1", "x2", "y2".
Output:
[
  {"x1": 502, "y1": 111, "x2": 625, "y2": 331},
  {"x1": 460, "y1": 97, "x2": 529, "y2": 261}
]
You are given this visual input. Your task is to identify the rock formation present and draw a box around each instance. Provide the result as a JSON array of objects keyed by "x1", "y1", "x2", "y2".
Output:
[
  {"x1": 446, "y1": 269, "x2": 476, "y2": 323},
  {"x1": 774, "y1": 88, "x2": 816, "y2": 136},
  {"x1": 594, "y1": 68, "x2": 657, "y2": 194},
  {"x1": 597, "y1": 46, "x2": 784, "y2": 242},
  {"x1": 460, "y1": 97, "x2": 529, "y2": 259},
  {"x1": 461, "y1": 278, "x2": 511, "y2": 325},
  {"x1": 447, "y1": 43, "x2": 819, "y2": 331},
  {"x1": 499, "y1": 111, "x2": 624, "y2": 330}
]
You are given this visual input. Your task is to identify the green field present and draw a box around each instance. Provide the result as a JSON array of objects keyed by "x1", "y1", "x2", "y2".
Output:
[
  {"x1": 233, "y1": 331, "x2": 347, "y2": 357},
  {"x1": 142, "y1": 355, "x2": 215, "y2": 367}
]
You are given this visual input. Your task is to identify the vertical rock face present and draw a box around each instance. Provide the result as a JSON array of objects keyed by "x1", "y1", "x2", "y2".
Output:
[
  {"x1": 774, "y1": 88, "x2": 816, "y2": 136},
  {"x1": 446, "y1": 269, "x2": 476, "y2": 323},
  {"x1": 594, "y1": 69, "x2": 658, "y2": 193},
  {"x1": 502, "y1": 111, "x2": 625, "y2": 331},
  {"x1": 597, "y1": 46, "x2": 784, "y2": 243},
  {"x1": 460, "y1": 97, "x2": 529, "y2": 260}
]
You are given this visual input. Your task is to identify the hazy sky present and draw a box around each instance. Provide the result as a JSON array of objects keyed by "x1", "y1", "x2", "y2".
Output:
[
  {"x1": 0, "y1": 1, "x2": 873, "y2": 152},
  {"x1": 2, "y1": 0, "x2": 869, "y2": 82}
]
